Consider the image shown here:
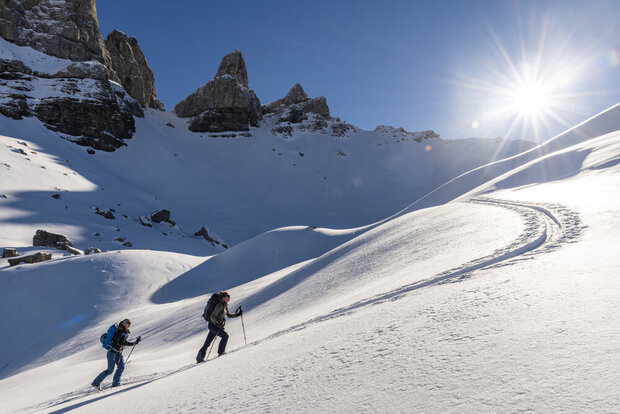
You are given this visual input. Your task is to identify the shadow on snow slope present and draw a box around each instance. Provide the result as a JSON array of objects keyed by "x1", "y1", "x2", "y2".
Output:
[
  {"x1": 150, "y1": 225, "x2": 367, "y2": 304},
  {"x1": 0, "y1": 250, "x2": 203, "y2": 380}
]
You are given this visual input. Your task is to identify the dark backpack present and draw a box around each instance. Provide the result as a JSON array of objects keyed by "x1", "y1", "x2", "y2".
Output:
[
  {"x1": 202, "y1": 293, "x2": 220, "y2": 322},
  {"x1": 100, "y1": 324, "x2": 117, "y2": 349}
]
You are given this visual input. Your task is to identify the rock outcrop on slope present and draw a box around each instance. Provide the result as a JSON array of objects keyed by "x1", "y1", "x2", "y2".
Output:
[
  {"x1": 263, "y1": 83, "x2": 330, "y2": 122},
  {"x1": 0, "y1": 0, "x2": 165, "y2": 151},
  {"x1": 105, "y1": 29, "x2": 164, "y2": 110},
  {"x1": 174, "y1": 50, "x2": 261, "y2": 132},
  {"x1": 262, "y1": 83, "x2": 358, "y2": 138}
]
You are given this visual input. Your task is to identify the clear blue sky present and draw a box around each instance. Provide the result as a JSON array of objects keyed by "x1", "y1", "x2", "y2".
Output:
[{"x1": 97, "y1": 0, "x2": 620, "y2": 141}]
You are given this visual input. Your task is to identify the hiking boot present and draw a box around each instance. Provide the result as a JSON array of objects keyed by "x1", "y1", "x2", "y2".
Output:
[
  {"x1": 91, "y1": 383, "x2": 102, "y2": 391},
  {"x1": 112, "y1": 383, "x2": 121, "y2": 388}
]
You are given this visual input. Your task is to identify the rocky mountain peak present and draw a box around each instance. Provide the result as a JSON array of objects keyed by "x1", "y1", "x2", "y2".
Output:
[
  {"x1": 105, "y1": 29, "x2": 164, "y2": 110},
  {"x1": 262, "y1": 83, "x2": 330, "y2": 119},
  {"x1": 174, "y1": 50, "x2": 261, "y2": 132},
  {"x1": 214, "y1": 50, "x2": 249, "y2": 88},
  {"x1": 0, "y1": 0, "x2": 146, "y2": 151},
  {"x1": 284, "y1": 83, "x2": 309, "y2": 104}
]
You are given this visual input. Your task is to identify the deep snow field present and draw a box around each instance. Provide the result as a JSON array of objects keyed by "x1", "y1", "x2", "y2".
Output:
[{"x1": 1, "y1": 103, "x2": 620, "y2": 413}]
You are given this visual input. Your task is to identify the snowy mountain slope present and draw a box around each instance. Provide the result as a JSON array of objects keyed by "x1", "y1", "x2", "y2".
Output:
[
  {"x1": 400, "y1": 103, "x2": 620, "y2": 212},
  {"x1": 1, "y1": 107, "x2": 534, "y2": 252},
  {"x1": 2, "y1": 122, "x2": 620, "y2": 412},
  {"x1": 1, "y1": 105, "x2": 619, "y2": 412}
]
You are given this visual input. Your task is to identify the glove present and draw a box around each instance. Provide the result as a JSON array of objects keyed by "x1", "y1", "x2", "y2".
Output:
[
  {"x1": 135, "y1": 336, "x2": 141, "y2": 345},
  {"x1": 236, "y1": 309, "x2": 243, "y2": 316}
]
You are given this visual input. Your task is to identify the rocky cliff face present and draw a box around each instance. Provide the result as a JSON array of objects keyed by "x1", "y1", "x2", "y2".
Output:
[
  {"x1": 0, "y1": 0, "x2": 110, "y2": 64},
  {"x1": 174, "y1": 50, "x2": 261, "y2": 132},
  {"x1": 0, "y1": 0, "x2": 165, "y2": 151},
  {"x1": 105, "y1": 29, "x2": 164, "y2": 110}
]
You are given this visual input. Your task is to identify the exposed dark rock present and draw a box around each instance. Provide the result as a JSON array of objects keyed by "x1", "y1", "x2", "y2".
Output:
[
  {"x1": 271, "y1": 125, "x2": 293, "y2": 137},
  {"x1": 332, "y1": 122, "x2": 353, "y2": 137},
  {"x1": 51, "y1": 193, "x2": 61, "y2": 199},
  {"x1": 174, "y1": 51, "x2": 261, "y2": 132},
  {"x1": 87, "y1": 148, "x2": 96, "y2": 154},
  {"x1": 214, "y1": 50, "x2": 248, "y2": 88},
  {"x1": 95, "y1": 208, "x2": 115, "y2": 219},
  {"x1": 0, "y1": 0, "x2": 110, "y2": 64},
  {"x1": 122, "y1": 241, "x2": 133, "y2": 246},
  {"x1": 263, "y1": 83, "x2": 330, "y2": 119},
  {"x1": 150, "y1": 209, "x2": 171, "y2": 223},
  {"x1": 33, "y1": 83, "x2": 143, "y2": 151},
  {"x1": 279, "y1": 107, "x2": 307, "y2": 124},
  {"x1": 33, "y1": 230, "x2": 72, "y2": 248},
  {"x1": 105, "y1": 29, "x2": 164, "y2": 110},
  {"x1": 373, "y1": 125, "x2": 440, "y2": 142},
  {"x1": 84, "y1": 247, "x2": 102, "y2": 255},
  {"x1": 8, "y1": 252, "x2": 52, "y2": 266},
  {"x1": 0, "y1": 1, "x2": 145, "y2": 151},
  {"x1": 114, "y1": 237, "x2": 125, "y2": 242},
  {"x1": 139, "y1": 216, "x2": 152, "y2": 227},
  {"x1": 194, "y1": 226, "x2": 227, "y2": 248},
  {"x1": 2, "y1": 248, "x2": 18, "y2": 258},
  {"x1": 166, "y1": 122, "x2": 175, "y2": 128}
]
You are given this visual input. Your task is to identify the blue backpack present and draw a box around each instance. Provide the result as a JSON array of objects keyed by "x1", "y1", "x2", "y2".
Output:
[{"x1": 99, "y1": 324, "x2": 117, "y2": 349}]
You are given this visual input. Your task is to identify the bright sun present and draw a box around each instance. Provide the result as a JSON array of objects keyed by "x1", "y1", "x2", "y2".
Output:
[{"x1": 512, "y1": 81, "x2": 550, "y2": 116}]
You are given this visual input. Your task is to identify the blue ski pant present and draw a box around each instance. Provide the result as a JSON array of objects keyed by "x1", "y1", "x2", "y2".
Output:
[
  {"x1": 93, "y1": 350, "x2": 125, "y2": 386},
  {"x1": 196, "y1": 322, "x2": 228, "y2": 361}
]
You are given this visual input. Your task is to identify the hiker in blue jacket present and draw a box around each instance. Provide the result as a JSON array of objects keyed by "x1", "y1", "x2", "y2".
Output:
[{"x1": 92, "y1": 318, "x2": 141, "y2": 389}]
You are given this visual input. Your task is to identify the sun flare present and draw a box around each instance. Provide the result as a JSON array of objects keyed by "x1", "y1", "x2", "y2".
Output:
[{"x1": 512, "y1": 81, "x2": 550, "y2": 116}]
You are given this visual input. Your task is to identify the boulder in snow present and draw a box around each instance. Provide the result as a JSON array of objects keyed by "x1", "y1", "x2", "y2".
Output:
[
  {"x1": 2, "y1": 248, "x2": 18, "y2": 258},
  {"x1": 33, "y1": 230, "x2": 72, "y2": 248},
  {"x1": 139, "y1": 216, "x2": 152, "y2": 227},
  {"x1": 95, "y1": 208, "x2": 115, "y2": 219},
  {"x1": 8, "y1": 252, "x2": 52, "y2": 266},
  {"x1": 150, "y1": 209, "x2": 171, "y2": 223}
]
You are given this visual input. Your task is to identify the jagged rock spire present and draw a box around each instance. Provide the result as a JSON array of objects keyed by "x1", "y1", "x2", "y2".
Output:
[
  {"x1": 105, "y1": 29, "x2": 164, "y2": 110},
  {"x1": 174, "y1": 50, "x2": 261, "y2": 132},
  {"x1": 215, "y1": 50, "x2": 249, "y2": 88}
]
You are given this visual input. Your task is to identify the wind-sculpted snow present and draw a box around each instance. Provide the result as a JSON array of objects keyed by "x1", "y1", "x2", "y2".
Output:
[
  {"x1": 150, "y1": 225, "x2": 366, "y2": 303},
  {"x1": 241, "y1": 197, "x2": 585, "y2": 343}
]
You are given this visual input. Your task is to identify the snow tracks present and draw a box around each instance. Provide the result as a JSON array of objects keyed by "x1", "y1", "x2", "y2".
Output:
[{"x1": 264, "y1": 196, "x2": 585, "y2": 339}]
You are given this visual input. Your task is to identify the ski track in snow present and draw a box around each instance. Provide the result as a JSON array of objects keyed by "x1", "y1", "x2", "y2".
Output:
[
  {"x1": 256, "y1": 197, "x2": 586, "y2": 340},
  {"x1": 23, "y1": 197, "x2": 585, "y2": 413}
]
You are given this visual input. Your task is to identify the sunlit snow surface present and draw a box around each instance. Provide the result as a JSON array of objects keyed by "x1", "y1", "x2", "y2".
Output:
[{"x1": 1, "y1": 103, "x2": 619, "y2": 412}]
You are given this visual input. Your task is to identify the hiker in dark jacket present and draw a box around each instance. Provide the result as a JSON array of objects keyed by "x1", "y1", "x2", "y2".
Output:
[
  {"x1": 92, "y1": 318, "x2": 141, "y2": 389},
  {"x1": 196, "y1": 291, "x2": 241, "y2": 363}
]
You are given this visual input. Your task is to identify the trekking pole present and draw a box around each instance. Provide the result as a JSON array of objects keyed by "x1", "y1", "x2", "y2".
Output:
[
  {"x1": 125, "y1": 343, "x2": 137, "y2": 364},
  {"x1": 205, "y1": 328, "x2": 220, "y2": 361},
  {"x1": 237, "y1": 306, "x2": 247, "y2": 346}
]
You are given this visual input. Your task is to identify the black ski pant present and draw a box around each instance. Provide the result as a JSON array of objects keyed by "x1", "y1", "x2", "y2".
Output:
[{"x1": 197, "y1": 322, "x2": 228, "y2": 361}]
